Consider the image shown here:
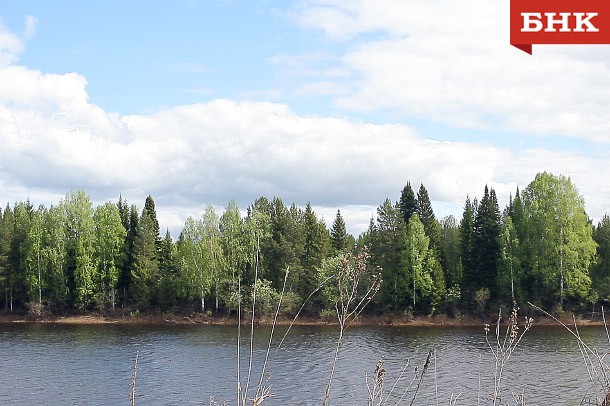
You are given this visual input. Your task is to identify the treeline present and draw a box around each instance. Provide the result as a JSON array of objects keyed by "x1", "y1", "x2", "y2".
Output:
[{"x1": 0, "y1": 171, "x2": 609, "y2": 317}]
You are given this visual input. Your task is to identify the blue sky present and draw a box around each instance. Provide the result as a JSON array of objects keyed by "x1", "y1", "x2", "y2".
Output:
[{"x1": 1, "y1": 1, "x2": 610, "y2": 235}]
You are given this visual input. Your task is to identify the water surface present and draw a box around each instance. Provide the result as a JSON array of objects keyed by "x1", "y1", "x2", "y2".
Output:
[{"x1": 0, "y1": 322, "x2": 607, "y2": 405}]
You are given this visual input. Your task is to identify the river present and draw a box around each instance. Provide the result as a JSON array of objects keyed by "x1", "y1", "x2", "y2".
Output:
[{"x1": 0, "y1": 322, "x2": 607, "y2": 405}]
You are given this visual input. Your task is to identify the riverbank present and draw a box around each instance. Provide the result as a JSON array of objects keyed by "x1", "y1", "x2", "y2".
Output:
[{"x1": 0, "y1": 310, "x2": 605, "y2": 327}]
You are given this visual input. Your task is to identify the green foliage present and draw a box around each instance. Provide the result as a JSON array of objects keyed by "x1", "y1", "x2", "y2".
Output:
[
  {"x1": 319, "y1": 249, "x2": 381, "y2": 323},
  {"x1": 177, "y1": 217, "x2": 205, "y2": 303},
  {"x1": 440, "y1": 215, "x2": 462, "y2": 288},
  {"x1": 24, "y1": 208, "x2": 44, "y2": 305},
  {"x1": 42, "y1": 205, "x2": 68, "y2": 310},
  {"x1": 250, "y1": 278, "x2": 277, "y2": 316},
  {"x1": 497, "y1": 215, "x2": 523, "y2": 304},
  {"x1": 474, "y1": 287, "x2": 490, "y2": 315},
  {"x1": 369, "y1": 198, "x2": 405, "y2": 311},
  {"x1": 63, "y1": 190, "x2": 96, "y2": 311},
  {"x1": 0, "y1": 171, "x2": 606, "y2": 318},
  {"x1": 521, "y1": 172, "x2": 597, "y2": 308},
  {"x1": 403, "y1": 214, "x2": 444, "y2": 314},
  {"x1": 93, "y1": 202, "x2": 126, "y2": 309}
]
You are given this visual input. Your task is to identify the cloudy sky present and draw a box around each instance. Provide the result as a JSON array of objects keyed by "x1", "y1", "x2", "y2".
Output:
[{"x1": 1, "y1": 1, "x2": 609, "y2": 236}]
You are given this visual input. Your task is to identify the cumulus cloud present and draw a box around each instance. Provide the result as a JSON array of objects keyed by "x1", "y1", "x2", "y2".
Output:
[
  {"x1": 0, "y1": 22, "x2": 24, "y2": 66},
  {"x1": 1, "y1": 8, "x2": 609, "y2": 236},
  {"x1": 2, "y1": 66, "x2": 609, "y2": 235},
  {"x1": 290, "y1": 0, "x2": 610, "y2": 142}
]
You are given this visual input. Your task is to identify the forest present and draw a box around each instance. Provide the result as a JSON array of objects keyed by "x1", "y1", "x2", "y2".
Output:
[{"x1": 0, "y1": 171, "x2": 609, "y2": 318}]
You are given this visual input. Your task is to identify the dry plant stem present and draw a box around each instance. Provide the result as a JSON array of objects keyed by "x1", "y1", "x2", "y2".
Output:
[
  {"x1": 573, "y1": 314, "x2": 610, "y2": 396},
  {"x1": 323, "y1": 251, "x2": 382, "y2": 406},
  {"x1": 323, "y1": 312, "x2": 344, "y2": 406},
  {"x1": 384, "y1": 358, "x2": 411, "y2": 404},
  {"x1": 603, "y1": 306, "x2": 610, "y2": 347},
  {"x1": 485, "y1": 305, "x2": 532, "y2": 405},
  {"x1": 408, "y1": 350, "x2": 433, "y2": 406},
  {"x1": 433, "y1": 351, "x2": 439, "y2": 406},
  {"x1": 236, "y1": 275, "x2": 242, "y2": 406},
  {"x1": 366, "y1": 357, "x2": 386, "y2": 406},
  {"x1": 241, "y1": 236, "x2": 264, "y2": 406},
  {"x1": 527, "y1": 302, "x2": 610, "y2": 384},
  {"x1": 477, "y1": 352, "x2": 483, "y2": 405},
  {"x1": 130, "y1": 351, "x2": 139, "y2": 406},
  {"x1": 276, "y1": 275, "x2": 334, "y2": 350},
  {"x1": 254, "y1": 267, "x2": 289, "y2": 402},
  {"x1": 449, "y1": 392, "x2": 462, "y2": 406},
  {"x1": 396, "y1": 365, "x2": 421, "y2": 404}
]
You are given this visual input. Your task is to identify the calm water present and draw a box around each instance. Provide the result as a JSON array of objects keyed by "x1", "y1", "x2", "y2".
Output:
[{"x1": 0, "y1": 321, "x2": 607, "y2": 405}]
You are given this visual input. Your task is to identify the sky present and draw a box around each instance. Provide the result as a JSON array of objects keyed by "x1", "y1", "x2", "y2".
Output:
[{"x1": 0, "y1": 0, "x2": 609, "y2": 237}]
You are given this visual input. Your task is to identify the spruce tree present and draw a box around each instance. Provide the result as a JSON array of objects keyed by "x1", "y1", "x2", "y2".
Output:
[
  {"x1": 416, "y1": 184, "x2": 441, "y2": 255},
  {"x1": 0, "y1": 205, "x2": 13, "y2": 309},
  {"x1": 399, "y1": 182, "x2": 417, "y2": 225},
  {"x1": 370, "y1": 198, "x2": 405, "y2": 311},
  {"x1": 330, "y1": 209, "x2": 349, "y2": 255},
  {"x1": 299, "y1": 203, "x2": 328, "y2": 310},
  {"x1": 118, "y1": 204, "x2": 139, "y2": 307},
  {"x1": 266, "y1": 197, "x2": 301, "y2": 289},
  {"x1": 459, "y1": 196, "x2": 476, "y2": 307},
  {"x1": 130, "y1": 206, "x2": 160, "y2": 309},
  {"x1": 157, "y1": 228, "x2": 177, "y2": 309},
  {"x1": 440, "y1": 215, "x2": 462, "y2": 288},
  {"x1": 117, "y1": 195, "x2": 130, "y2": 231},
  {"x1": 472, "y1": 186, "x2": 501, "y2": 301},
  {"x1": 143, "y1": 195, "x2": 160, "y2": 246}
]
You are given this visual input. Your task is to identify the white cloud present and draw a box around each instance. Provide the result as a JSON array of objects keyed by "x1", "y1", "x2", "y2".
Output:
[
  {"x1": 290, "y1": 0, "x2": 610, "y2": 142},
  {"x1": 0, "y1": 22, "x2": 24, "y2": 66},
  {"x1": 1, "y1": 10, "x2": 609, "y2": 238},
  {"x1": 24, "y1": 16, "x2": 37, "y2": 39},
  {"x1": 2, "y1": 65, "x2": 608, "y2": 236}
]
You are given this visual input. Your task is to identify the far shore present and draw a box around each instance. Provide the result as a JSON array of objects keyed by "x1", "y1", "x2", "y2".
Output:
[{"x1": 0, "y1": 310, "x2": 605, "y2": 328}]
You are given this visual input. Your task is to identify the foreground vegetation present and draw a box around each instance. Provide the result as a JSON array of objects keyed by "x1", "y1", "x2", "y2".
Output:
[{"x1": 0, "y1": 171, "x2": 608, "y2": 319}]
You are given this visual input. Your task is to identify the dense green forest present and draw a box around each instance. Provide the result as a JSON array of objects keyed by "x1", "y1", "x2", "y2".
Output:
[{"x1": 0, "y1": 171, "x2": 608, "y2": 318}]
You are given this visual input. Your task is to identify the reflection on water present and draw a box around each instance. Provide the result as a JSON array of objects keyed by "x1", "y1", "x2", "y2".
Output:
[{"x1": 0, "y1": 322, "x2": 608, "y2": 405}]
